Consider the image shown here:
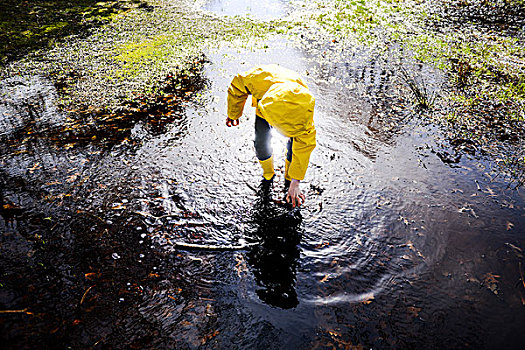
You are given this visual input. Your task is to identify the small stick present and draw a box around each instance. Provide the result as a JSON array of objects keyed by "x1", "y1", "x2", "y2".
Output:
[
  {"x1": 77, "y1": 210, "x2": 105, "y2": 223},
  {"x1": 173, "y1": 241, "x2": 258, "y2": 251},
  {"x1": 134, "y1": 211, "x2": 177, "y2": 219},
  {"x1": 0, "y1": 308, "x2": 33, "y2": 315},
  {"x1": 80, "y1": 285, "x2": 94, "y2": 305}
]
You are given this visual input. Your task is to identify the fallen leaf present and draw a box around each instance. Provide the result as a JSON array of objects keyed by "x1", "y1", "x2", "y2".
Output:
[
  {"x1": 315, "y1": 241, "x2": 330, "y2": 249},
  {"x1": 29, "y1": 162, "x2": 41, "y2": 173},
  {"x1": 66, "y1": 173, "x2": 80, "y2": 183},
  {"x1": 362, "y1": 295, "x2": 375, "y2": 304},
  {"x1": 85, "y1": 272, "x2": 100, "y2": 280},
  {"x1": 407, "y1": 306, "x2": 421, "y2": 317},
  {"x1": 328, "y1": 330, "x2": 342, "y2": 337},
  {"x1": 482, "y1": 273, "x2": 500, "y2": 294}
]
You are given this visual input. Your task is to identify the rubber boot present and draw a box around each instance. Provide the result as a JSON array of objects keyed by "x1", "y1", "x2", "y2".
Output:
[{"x1": 259, "y1": 156, "x2": 275, "y2": 181}]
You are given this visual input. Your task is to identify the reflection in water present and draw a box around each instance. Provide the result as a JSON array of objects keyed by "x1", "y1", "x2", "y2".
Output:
[{"x1": 246, "y1": 184, "x2": 302, "y2": 309}]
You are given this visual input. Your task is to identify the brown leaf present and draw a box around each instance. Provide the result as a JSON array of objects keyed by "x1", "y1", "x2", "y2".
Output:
[
  {"x1": 66, "y1": 173, "x2": 80, "y2": 183},
  {"x1": 28, "y1": 162, "x2": 41, "y2": 173},
  {"x1": 362, "y1": 295, "x2": 375, "y2": 304},
  {"x1": 45, "y1": 181, "x2": 62, "y2": 186},
  {"x1": 407, "y1": 306, "x2": 421, "y2": 317},
  {"x1": 483, "y1": 273, "x2": 500, "y2": 284},
  {"x1": 315, "y1": 241, "x2": 329, "y2": 249},
  {"x1": 84, "y1": 272, "x2": 100, "y2": 280}
]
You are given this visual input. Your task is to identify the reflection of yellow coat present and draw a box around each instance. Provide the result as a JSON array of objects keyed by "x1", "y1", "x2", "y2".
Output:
[{"x1": 227, "y1": 64, "x2": 316, "y2": 180}]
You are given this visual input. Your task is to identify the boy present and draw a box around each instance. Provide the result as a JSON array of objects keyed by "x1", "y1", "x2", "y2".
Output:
[{"x1": 226, "y1": 64, "x2": 316, "y2": 208}]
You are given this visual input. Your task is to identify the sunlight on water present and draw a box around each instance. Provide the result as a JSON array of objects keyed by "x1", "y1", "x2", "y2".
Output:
[{"x1": 203, "y1": 0, "x2": 288, "y2": 20}]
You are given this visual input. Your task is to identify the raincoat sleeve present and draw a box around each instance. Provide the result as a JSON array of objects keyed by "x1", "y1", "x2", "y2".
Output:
[
  {"x1": 227, "y1": 75, "x2": 250, "y2": 120},
  {"x1": 288, "y1": 128, "x2": 317, "y2": 181}
]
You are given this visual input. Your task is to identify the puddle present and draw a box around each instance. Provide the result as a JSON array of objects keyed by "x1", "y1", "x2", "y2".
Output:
[
  {"x1": 0, "y1": 75, "x2": 67, "y2": 137},
  {"x1": 1, "y1": 0, "x2": 525, "y2": 348}
]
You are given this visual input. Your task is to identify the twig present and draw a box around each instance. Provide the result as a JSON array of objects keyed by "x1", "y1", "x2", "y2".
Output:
[
  {"x1": 0, "y1": 308, "x2": 33, "y2": 315},
  {"x1": 172, "y1": 241, "x2": 258, "y2": 251},
  {"x1": 93, "y1": 337, "x2": 105, "y2": 347},
  {"x1": 134, "y1": 211, "x2": 177, "y2": 219},
  {"x1": 80, "y1": 285, "x2": 94, "y2": 305},
  {"x1": 77, "y1": 210, "x2": 105, "y2": 223}
]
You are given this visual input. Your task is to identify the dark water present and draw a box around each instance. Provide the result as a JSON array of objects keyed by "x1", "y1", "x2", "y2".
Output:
[{"x1": 1, "y1": 0, "x2": 525, "y2": 349}]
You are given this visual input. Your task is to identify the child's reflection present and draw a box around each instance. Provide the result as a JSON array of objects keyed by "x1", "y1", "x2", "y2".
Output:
[{"x1": 246, "y1": 189, "x2": 302, "y2": 309}]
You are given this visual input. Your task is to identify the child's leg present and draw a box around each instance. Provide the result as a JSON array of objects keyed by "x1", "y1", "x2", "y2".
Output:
[
  {"x1": 254, "y1": 116, "x2": 274, "y2": 180},
  {"x1": 254, "y1": 116, "x2": 272, "y2": 160}
]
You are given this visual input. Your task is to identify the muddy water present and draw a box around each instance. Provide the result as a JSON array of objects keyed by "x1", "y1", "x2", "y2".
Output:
[{"x1": 1, "y1": 0, "x2": 525, "y2": 349}]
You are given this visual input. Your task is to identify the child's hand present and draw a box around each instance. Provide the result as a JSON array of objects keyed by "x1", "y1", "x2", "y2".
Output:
[{"x1": 286, "y1": 179, "x2": 305, "y2": 208}]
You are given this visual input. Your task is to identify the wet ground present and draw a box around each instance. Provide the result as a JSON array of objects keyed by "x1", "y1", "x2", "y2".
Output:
[{"x1": 1, "y1": 0, "x2": 525, "y2": 349}]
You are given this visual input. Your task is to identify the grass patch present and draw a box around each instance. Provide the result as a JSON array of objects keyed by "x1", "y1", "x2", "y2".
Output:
[
  {"x1": 0, "y1": 0, "x2": 141, "y2": 64},
  {"x1": 294, "y1": 0, "x2": 524, "y2": 183},
  {"x1": 306, "y1": 0, "x2": 524, "y2": 122},
  {"x1": 398, "y1": 66, "x2": 436, "y2": 109},
  {"x1": 1, "y1": 0, "x2": 280, "y2": 111}
]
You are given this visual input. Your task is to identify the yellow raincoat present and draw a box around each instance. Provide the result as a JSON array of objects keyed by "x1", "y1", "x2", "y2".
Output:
[{"x1": 227, "y1": 64, "x2": 316, "y2": 181}]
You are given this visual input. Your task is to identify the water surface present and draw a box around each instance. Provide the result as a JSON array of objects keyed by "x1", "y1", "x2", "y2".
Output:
[{"x1": 1, "y1": 0, "x2": 524, "y2": 349}]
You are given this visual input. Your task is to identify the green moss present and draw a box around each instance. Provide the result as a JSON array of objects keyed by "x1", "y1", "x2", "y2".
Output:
[
  {"x1": 40, "y1": 22, "x2": 69, "y2": 34},
  {"x1": 115, "y1": 34, "x2": 175, "y2": 78}
]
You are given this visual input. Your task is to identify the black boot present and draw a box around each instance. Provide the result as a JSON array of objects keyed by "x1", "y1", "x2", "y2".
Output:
[{"x1": 258, "y1": 175, "x2": 274, "y2": 197}]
